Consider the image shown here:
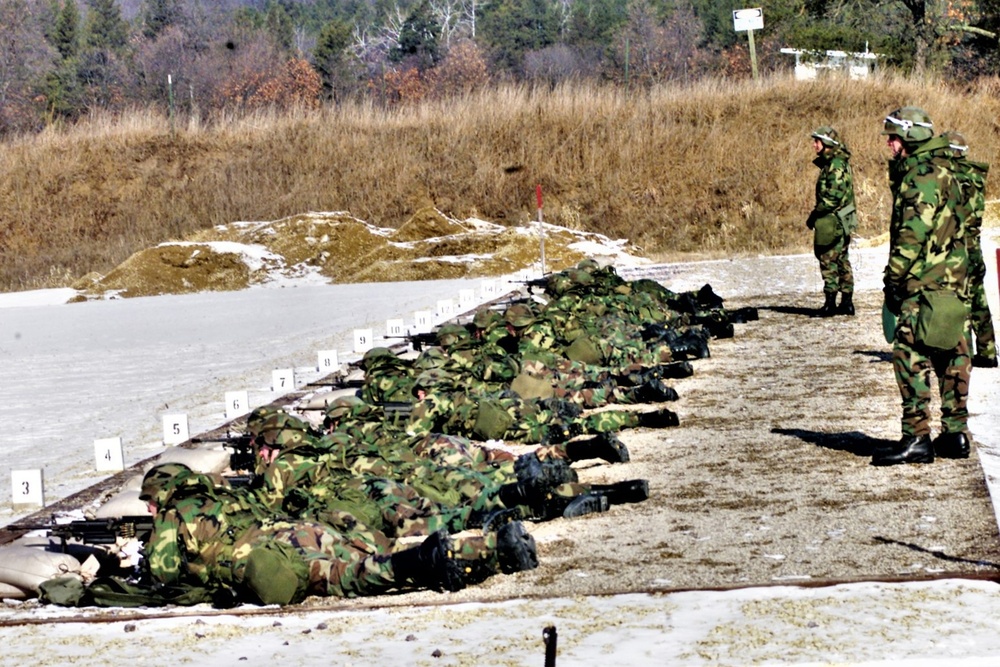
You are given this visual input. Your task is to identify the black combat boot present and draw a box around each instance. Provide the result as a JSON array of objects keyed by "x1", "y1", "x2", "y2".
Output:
[
  {"x1": 630, "y1": 380, "x2": 679, "y2": 403},
  {"x1": 390, "y1": 530, "x2": 466, "y2": 592},
  {"x1": 636, "y1": 408, "x2": 680, "y2": 428},
  {"x1": 838, "y1": 292, "x2": 855, "y2": 316},
  {"x1": 972, "y1": 355, "x2": 998, "y2": 368},
  {"x1": 563, "y1": 432, "x2": 630, "y2": 463},
  {"x1": 933, "y1": 432, "x2": 971, "y2": 459},
  {"x1": 514, "y1": 454, "x2": 578, "y2": 487},
  {"x1": 818, "y1": 292, "x2": 838, "y2": 317},
  {"x1": 871, "y1": 435, "x2": 934, "y2": 466},
  {"x1": 587, "y1": 479, "x2": 650, "y2": 505},
  {"x1": 729, "y1": 306, "x2": 759, "y2": 323},
  {"x1": 553, "y1": 493, "x2": 610, "y2": 519},
  {"x1": 495, "y1": 521, "x2": 539, "y2": 573},
  {"x1": 668, "y1": 329, "x2": 711, "y2": 360}
]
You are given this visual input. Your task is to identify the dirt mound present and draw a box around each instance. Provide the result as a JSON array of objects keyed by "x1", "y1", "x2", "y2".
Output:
[{"x1": 75, "y1": 208, "x2": 646, "y2": 299}]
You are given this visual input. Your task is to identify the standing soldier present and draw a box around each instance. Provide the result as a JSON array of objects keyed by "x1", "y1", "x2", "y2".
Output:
[
  {"x1": 943, "y1": 130, "x2": 997, "y2": 369},
  {"x1": 806, "y1": 126, "x2": 858, "y2": 316},
  {"x1": 875, "y1": 107, "x2": 972, "y2": 466}
]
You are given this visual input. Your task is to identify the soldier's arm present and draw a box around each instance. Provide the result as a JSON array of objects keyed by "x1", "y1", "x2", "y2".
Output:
[
  {"x1": 144, "y1": 512, "x2": 185, "y2": 585},
  {"x1": 814, "y1": 161, "x2": 852, "y2": 216},
  {"x1": 884, "y1": 173, "x2": 938, "y2": 291}
]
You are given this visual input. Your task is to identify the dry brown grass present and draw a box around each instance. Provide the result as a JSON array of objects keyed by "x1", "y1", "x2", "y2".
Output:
[{"x1": 2, "y1": 72, "x2": 1000, "y2": 292}]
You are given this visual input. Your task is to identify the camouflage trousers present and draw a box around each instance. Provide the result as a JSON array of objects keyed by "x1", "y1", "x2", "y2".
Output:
[
  {"x1": 892, "y1": 298, "x2": 972, "y2": 436},
  {"x1": 233, "y1": 521, "x2": 398, "y2": 600},
  {"x1": 814, "y1": 233, "x2": 854, "y2": 294},
  {"x1": 412, "y1": 433, "x2": 514, "y2": 485}
]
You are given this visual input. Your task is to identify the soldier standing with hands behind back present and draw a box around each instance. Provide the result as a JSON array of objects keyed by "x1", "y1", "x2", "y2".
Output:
[{"x1": 806, "y1": 126, "x2": 858, "y2": 317}]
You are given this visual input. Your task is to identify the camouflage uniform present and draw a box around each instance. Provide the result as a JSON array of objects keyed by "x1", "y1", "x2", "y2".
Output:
[
  {"x1": 808, "y1": 126, "x2": 857, "y2": 315},
  {"x1": 882, "y1": 110, "x2": 971, "y2": 442}
]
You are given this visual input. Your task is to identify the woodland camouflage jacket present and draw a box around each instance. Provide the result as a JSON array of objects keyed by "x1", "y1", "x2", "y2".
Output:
[
  {"x1": 812, "y1": 146, "x2": 858, "y2": 234},
  {"x1": 884, "y1": 136, "x2": 969, "y2": 299}
]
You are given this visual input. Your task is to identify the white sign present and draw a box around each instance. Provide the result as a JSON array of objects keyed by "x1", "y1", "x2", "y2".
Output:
[
  {"x1": 386, "y1": 318, "x2": 406, "y2": 338},
  {"x1": 271, "y1": 368, "x2": 295, "y2": 392},
  {"x1": 733, "y1": 7, "x2": 763, "y2": 31},
  {"x1": 317, "y1": 349, "x2": 339, "y2": 373},
  {"x1": 481, "y1": 279, "x2": 498, "y2": 299},
  {"x1": 162, "y1": 414, "x2": 190, "y2": 445},
  {"x1": 459, "y1": 289, "x2": 476, "y2": 308},
  {"x1": 354, "y1": 328, "x2": 374, "y2": 353},
  {"x1": 94, "y1": 437, "x2": 125, "y2": 472},
  {"x1": 436, "y1": 299, "x2": 455, "y2": 321},
  {"x1": 11, "y1": 469, "x2": 44, "y2": 506},
  {"x1": 413, "y1": 311, "x2": 433, "y2": 334},
  {"x1": 225, "y1": 390, "x2": 250, "y2": 420}
]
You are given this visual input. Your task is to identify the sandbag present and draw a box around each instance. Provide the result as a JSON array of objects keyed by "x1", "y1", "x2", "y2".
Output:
[
  {"x1": 95, "y1": 490, "x2": 151, "y2": 518},
  {"x1": 0, "y1": 581, "x2": 30, "y2": 600},
  {"x1": 157, "y1": 445, "x2": 230, "y2": 474},
  {"x1": 0, "y1": 544, "x2": 82, "y2": 593}
]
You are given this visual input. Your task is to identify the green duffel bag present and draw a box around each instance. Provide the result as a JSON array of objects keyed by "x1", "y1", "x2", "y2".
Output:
[
  {"x1": 915, "y1": 290, "x2": 968, "y2": 350},
  {"x1": 813, "y1": 213, "x2": 840, "y2": 248},
  {"x1": 473, "y1": 398, "x2": 515, "y2": 440},
  {"x1": 510, "y1": 372, "x2": 555, "y2": 400},
  {"x1": 565, "y1": 336, "x2": 603, "y2": 365}
]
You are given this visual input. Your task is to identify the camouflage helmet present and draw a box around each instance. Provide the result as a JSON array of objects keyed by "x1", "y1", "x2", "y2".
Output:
[
  {"x1": 472, "y1": 308, "x2": 502, "y2": 330},
  {"x1": 413, "y1": 346, "x2": 450, "y2": 370},
  {"x1": 881, "y1": 106, "x2": 934, "y2": 143},
  {"x1": 246, "y1": 405, "x2": 283, "y2": 438},
  {"x1": 436, "y1": 323, "x2": 470, "y2": 348},
  {"x1": 324, "y1": 395, "x2": 365, "y2": 421},
  {"x1": 577, "y1": 258, "x2": 600, "y2": 272},
  {"x1": 943, "y1": 130, "x2": 969, "y2": 156},
  {"x1": 504, "y1": 303, "x2": 536, "y2": 328},
  {"x1": 566, "y1": 268, "x2": 595, "y2": 287},
  {"x1": 257, "y1": 412, "x2": 312, "y2": 448},
  {"x1": 361, "y1": 346, "x2": 398, "y2": 371},
  {"x1": 412, "y1": 369, "x2": 452, "y2": 394},
  {"x1": 139, "y1": 462, "x2": 193, "y2": 506},
  {"x1": 810, "y1": 126, "x2": 841, "y2": 148}
]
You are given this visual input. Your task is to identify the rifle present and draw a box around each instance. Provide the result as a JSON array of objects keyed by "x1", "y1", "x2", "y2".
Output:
[
  {"x1": 191, "y1": 435, "x2": 255, "y2": 473},
  {"x1": 17, "y1": 515, "x2": 156, "y2": 549},
  {"x1": 384, "y1": 331, "x2": 438, "y2": 351},
  {"x1": 303, "y1": 377, "x2": 365, "y2": 389},
  {"x1": 376, "y1": 401, "x2": 414, "y2": 420}
]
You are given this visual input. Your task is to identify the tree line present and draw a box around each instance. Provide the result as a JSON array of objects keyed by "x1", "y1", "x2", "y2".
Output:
[{"x1": 0, "y1": 0, "x2": 997, "y2": 135}]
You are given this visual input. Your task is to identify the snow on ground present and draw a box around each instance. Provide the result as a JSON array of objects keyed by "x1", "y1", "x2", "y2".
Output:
[{"x1": 1, "y1": 232, "x2": 999, "y2": 665}]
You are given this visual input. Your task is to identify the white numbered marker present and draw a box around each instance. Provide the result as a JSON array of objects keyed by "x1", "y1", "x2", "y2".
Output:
[
  {"x1": 353, "y1": 328, "x2": 374, "y2": 353},
  {"x1": 436, "y1": 299, "x2": 455, "y2": 321},
  {"x1": 459, "y1": 289, "x2": 476, "y2": 309},
  {"x1": 94, "y1": 437, "x2": 125, "y2": 472},
  {"x1": 162, "y1": 414, "x2": 189, "y2": 445},
  {"x1": 271, "y1": 368, "x2": 295, "y2": 392},
  {"x1": 481, "y1": 279, "x2": 498, "y2": 299},
  {"x1": 11, "y1": 470, "x2": 44, "y2": 506},
  {"x1": 317, "y1": 349, "x2": 339, "y2": 373},
  {"x1": 519, "y1": 268, "x2": 535, "y2": 282},
  {"x1": 225, "y1": 390, "x2": 250, "y2": 420},
  {"x1": 413, "y1": 311, "x2": 433, "y2": 334},
  {"x1": 386, "y1": 318, "x2": 405, "y2": 338}
]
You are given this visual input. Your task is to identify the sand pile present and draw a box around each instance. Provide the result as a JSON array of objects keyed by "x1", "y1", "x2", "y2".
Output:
[{"x1": 71, "y1": 208, "x2": 647, "y2": 300}]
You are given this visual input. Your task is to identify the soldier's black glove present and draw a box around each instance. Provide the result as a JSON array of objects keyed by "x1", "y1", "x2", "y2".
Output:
[
  {"x1": 883, "y1": 286, "x2": 903, "y2": 316},
  {"x1": 806, "y1": 211, "x2": 818, "y2": 230}
]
